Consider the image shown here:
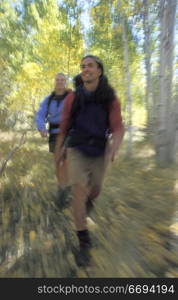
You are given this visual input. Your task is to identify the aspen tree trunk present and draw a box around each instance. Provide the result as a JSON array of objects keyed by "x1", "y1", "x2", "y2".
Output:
[
  {"x1": 67, "y1": 19, "x2": 72, "y2": 78},
  {"x1": 143, "y1": 0, "x2": 153, "y2": 137},
  {"x1": 156, "y1": 0, "x2": 177, "y2": 167},
  {"x1": 118, "y1": 0, "x2": 133, "y2": 158}
]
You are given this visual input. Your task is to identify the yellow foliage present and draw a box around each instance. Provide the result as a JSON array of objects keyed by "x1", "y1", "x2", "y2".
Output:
[
  {"x1": 7, "y1": 0, "x2": 84, "y2": 111},
  {"x1": 21, "y1": 63, "x2": 41, "y2": 79}
]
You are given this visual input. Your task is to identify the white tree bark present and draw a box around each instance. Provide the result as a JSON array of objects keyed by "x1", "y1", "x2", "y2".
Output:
[
  {"x1": 143, "y1": 0, "x2": 153, "y2": 136},
  {"x1": 175, "y1": 99, "x2": 178, "y2": 158},
  {"x1": 118, "y1": 0, "x2": 133, "y2": 158},
  {"x1": 156, "y1": 0, "x2": 177, "y2": 166}
]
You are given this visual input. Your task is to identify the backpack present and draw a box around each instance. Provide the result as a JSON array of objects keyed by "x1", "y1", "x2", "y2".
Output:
[
  {"x1": 46, "y1": 90, "x2": 70, "y2": 133},
  {"x1": 46, "y1": 90, "x2": 70, "y2": 118},
  {"x1": 67, "y1": 87, "x2": 110, "y2": 157}
]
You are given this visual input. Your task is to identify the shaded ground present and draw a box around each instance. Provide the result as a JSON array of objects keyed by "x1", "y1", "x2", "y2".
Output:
[{"x1": 0, "y1": 130, "x2": 178, "y2": 277}]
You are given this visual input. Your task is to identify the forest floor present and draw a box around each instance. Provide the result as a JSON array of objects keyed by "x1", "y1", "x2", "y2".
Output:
[{"x1": 0, "y1": 129, "x2": 178, "y2": 278}]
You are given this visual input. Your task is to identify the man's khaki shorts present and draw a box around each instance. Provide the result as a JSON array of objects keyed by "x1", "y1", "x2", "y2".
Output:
[{"x1": 67, "y1": 147, "x2": 106, "y2": 187}]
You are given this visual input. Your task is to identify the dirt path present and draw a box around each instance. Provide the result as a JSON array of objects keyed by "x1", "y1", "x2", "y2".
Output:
[{"x1": 0, "y1": 131, "x2": 177, "y2": 277}]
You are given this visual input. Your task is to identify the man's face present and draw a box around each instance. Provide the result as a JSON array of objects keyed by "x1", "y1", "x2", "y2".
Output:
[
  {"x1": 80, "y1": 57, "x2": 102, "y2": 84},
  {"x1": 55, "y1": 75, "x2": 66, "y2": 90}
]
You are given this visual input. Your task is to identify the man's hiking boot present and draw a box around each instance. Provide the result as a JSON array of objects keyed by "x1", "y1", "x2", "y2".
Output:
[
  {"x1": 75, "y1": 229, "x2": 92, "y2": 267},
  {"x1": 77, "y1": 229, "x2": 92, "y2": 249},
  {"x1": 55, "y1": 186, "x2": 71, "y2": 209},
  {"x1": 75, "y1": 248, "x2": 91, "y2": 267}
]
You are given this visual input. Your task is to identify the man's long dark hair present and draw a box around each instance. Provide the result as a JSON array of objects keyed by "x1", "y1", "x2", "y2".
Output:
[{"x1": 72, "y1": 55, "x2": 116, "y2": 115}]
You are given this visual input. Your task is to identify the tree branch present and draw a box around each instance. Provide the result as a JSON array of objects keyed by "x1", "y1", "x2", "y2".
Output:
[{"x1": 0, "y1": 132, "x2": 26, "y2": 177}]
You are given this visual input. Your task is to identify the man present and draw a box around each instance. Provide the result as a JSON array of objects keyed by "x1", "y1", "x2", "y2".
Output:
[
  {"x1": 55, "y1": 56, "x2": 125, "y2": 266},
  {"x1": 36, "y1": 73, "x2": 71, "y2": 208}
]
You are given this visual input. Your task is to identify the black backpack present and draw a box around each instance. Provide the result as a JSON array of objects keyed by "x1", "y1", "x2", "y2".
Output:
[{"x1": 45, "y1": 91, "x2": 69, "y2": 118}]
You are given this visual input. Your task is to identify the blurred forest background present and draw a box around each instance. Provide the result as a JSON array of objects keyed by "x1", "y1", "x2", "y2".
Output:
[{"x1": 0, "y1": 0, "x2": 178, "y2": 278}]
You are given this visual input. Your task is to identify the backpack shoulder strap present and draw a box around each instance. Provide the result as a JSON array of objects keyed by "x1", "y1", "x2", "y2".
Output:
[{"x1": 46, "y1": 91, "x2": 55, "y2": 118}]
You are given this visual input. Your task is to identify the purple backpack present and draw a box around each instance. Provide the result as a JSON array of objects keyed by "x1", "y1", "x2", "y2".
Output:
[{"x1": 67, "y1": 87, "x2": 110, "y2": 156}]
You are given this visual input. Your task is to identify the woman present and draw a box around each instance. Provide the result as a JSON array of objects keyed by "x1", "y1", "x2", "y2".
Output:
[{"x1": 36, "y1": 73, "x2": 72, "y2": 208}]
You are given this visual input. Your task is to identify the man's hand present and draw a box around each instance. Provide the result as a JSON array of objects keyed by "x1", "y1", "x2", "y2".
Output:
[
  {"x1": 108, "y1": 147, "x2": 117, "y2": 162},
  {"x1": 55, "y1": 146, "x2": 67, "y2": 165},
  {"x1": 40, "y1": 131, "x2": 48, "y2": 138},
  {"x1": 104, "y1": 134, "x2": 123, "y2": 166},
  {"x1": 105, "y1": 142, "x2": 117, "y2": 165},
  {"x1": 105, "y1": 129, "x2": 125, "y2": 165}
]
